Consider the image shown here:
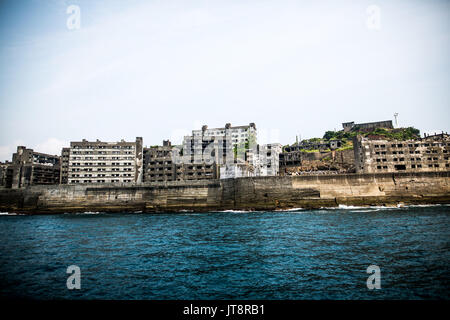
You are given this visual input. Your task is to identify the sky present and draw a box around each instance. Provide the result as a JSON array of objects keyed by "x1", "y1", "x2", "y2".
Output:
[{"x1": 0, "y1": 0, "x2": 449, "y2": 161}]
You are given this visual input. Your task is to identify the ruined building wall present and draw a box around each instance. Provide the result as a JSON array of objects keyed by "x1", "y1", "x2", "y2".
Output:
[
  {"x1": 354, "y1": 134, "x2": 450, "y2": 174},
  {"x1": 7, "y1": 146, "x2": 60, "y2": 189},
  {"x1": 280, "y1": 149, "x2": 355, "y2": 175}
]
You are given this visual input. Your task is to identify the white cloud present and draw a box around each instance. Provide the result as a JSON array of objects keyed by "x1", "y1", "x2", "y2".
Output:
[
  {"x1": 422, "y1": 129, "x2": 448, "y2": 137},
  {"x1": 0, "y1": 146, "x2": 13, "y2": 163},
  {"x1": 0, "y1": 139, "x2": 25, "y2": 162},
  {"x1": 0, "y1": 138, "x2": 68, "y2": 162},
  {"x1": 34, "y1": 138, "x2": 68, "y2": 156}
]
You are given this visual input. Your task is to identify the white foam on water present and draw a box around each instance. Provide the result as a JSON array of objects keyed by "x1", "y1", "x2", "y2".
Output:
[
  {"x1": 403, "y1": 204, "x2": 447, "y2": 208},
  {"x1": 275, "y1": 208, "x2": 304, "y2": 212},
  {"x1": 0, "y1": 212, "x2": 24, "y2": 215},
  {"x1": 321, "y1": 205, "x2": 397, "y2": 210},
  {"x1": 352, "y1": 209, "x2": 381, "y2": 213},
  {"x1": 319, "y1": 203, "x2": 448, "y2": 211}
]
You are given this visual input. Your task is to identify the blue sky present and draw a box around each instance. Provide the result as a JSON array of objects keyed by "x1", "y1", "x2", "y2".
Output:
[{"x1": 0, "y1": 0, "x2": 449, "y2": 161}]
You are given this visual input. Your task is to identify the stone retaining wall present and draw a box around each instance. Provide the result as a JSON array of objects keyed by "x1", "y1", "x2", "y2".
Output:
[{"x1": 0, "y1": 172, "x2": 449, "y2": 213}]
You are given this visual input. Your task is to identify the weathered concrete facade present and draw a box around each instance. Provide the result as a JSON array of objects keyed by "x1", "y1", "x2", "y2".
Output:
[
  {"x1": 1, "y1": 147, "x2": 61, "y2": 189},
  {"x1": 182, "y1": 123, "x2": 258, "y2": 177},
  {"x1": 143, "y1": 140, "x2": 175, "y2": 183},
  {"x1": 1, "y1": 172, "x2": 449, "y2": 214},
  {"x1": 342, "y1": 120, "x2": 393, "y2": 132},
  {"x1": 0, "y1": 161, "x2": 12, "y2": 188},
  {"x1": 63, "y1": 138, "x2": 143, "y2": 184},
  {"x1": 60, "y1": 147, "x2": 70, "y2": 184},
  {"x1": 354, "y1": 133, "x2": 450, "y2": 173},
  {"x1": 256, "y1": 143, "x2": 282, "y2": 176},
  {"x1": 143, "y1": 140, "x2": 219, "y2": 182}
]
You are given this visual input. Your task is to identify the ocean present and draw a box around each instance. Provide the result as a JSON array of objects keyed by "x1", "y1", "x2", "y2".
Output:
[{"x1": 0, "y1": 205, "x2": 449, "y2": 299}]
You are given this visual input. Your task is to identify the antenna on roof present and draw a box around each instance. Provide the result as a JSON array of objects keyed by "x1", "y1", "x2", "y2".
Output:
[{"x1": 393, "y1": 113, "x2": 399, "y2": 128}]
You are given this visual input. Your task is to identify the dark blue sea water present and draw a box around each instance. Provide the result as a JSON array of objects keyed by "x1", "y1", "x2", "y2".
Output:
[{"x1": 0, "y1": 205, "x2": 449, "y2": 300}]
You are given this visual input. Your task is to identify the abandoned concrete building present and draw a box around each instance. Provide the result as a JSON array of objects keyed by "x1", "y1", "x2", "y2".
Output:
[
  {"x1": 220, "y1": 143, "x2": 282, "y2": 179},
  {"x1": 191, "y1": 123, "x2": 257, "y2": 147},
  {"x1": 62, "y1": 137, "x2": 143, "y2": 184},
  {"x1": 143, "y1": 140, "x2": 218, "y2": 182},
  {"x1": 353, "y1": 133, "x2": 450, "y2": 173},
  {"x1": 342, "y1": 120, "x2": 393, "y2": 132},
  {"x1": 182, "y1": 123, "x2": 258, "y2": 165},
  {"x1": 0, "y1": 161, "x2": 12, "y2": 188},
  {"x1": 254, "y1": 143, "x2": 282, "y2": 176},
  {"x1": 143, "y1": 140, "x2": 175, "y2": 182},
  {"x1": 179, "y1": 123, "x2": 258, "y2": 179},
  {"x1": 0, "y1": 146, "x2": 60, "y2": 188},
  {"x1": 60, "y1": 147, "x2": 70, "y2": 184},
  {"x1": 3, "y1": 120, "x2": 448, "y2": 186}
]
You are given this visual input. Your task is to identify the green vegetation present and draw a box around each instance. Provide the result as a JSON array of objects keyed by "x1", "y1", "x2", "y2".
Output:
[
  {"x1": 285, "y1": 126, "x2": 420, "y2": 153},
  {"x1": 323, "y1": 127, "x2": 420, "y2": 142},
  {"x1": 335, "y1": 143, "x2": 354, "y2": 151},
  {"x1": 299, "y1": 148, "x2": 322, "y2": 153}
]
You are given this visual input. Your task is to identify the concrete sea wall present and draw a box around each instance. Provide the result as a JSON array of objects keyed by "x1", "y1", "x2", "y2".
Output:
[{"x1": 0, "y1": 172, "x2": 449, "y2": 214}]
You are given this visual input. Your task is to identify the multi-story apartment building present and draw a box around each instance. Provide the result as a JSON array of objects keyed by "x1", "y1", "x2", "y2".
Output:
[
  {"x1": 354, "y1": 133, "x2": 450, "y2": 173},
  {"x1": 0, "y1": 161, "x2": 12, "y2": 188},
  {"x1": 143, "y1": 140, "x2": 176, "y2": 183},
  {"x1": 143, "y1": 140, "x2": 218, "y2": 182},
  {"x1": 258, "y1": 143, "x2": 282, "y2": 176},
  {"x1": 176, "y1": 123, "x2": 258, "y2": 180},
  {"x1": 220, "y1": 143, "x2": 282, "y2": 179},
  {"x1": 60, "y1": 147, "x2": 70, "y2": 184},
  {"x1": 1, "y1": 146, "x2": 61, "y2": 188},
  {"x1": 191, "y1": 123, "x2": 257, "y2": 146},
  {"x1": 62, "y1": 137, "x2": 143, "y2": 184},
  {"x1": 248, "y1": 143, "x2": 282, "y2": 177},
  {"x1": 183, "y1": 123, "x2": 258, "y2": 165}
]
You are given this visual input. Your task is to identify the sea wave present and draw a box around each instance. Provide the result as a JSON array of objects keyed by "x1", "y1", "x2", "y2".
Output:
[
  {"x1": 275, "y1": 208, "x2": 304, "y2": 212},
  {"x1": 320, "y1": 203, "x2": 448, "y2": 210},
  {"x1": 0, "y1": 212, "x2": 23, "y2": 216}
]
